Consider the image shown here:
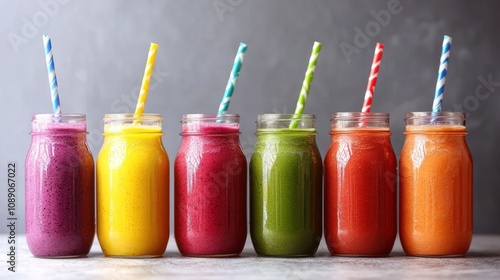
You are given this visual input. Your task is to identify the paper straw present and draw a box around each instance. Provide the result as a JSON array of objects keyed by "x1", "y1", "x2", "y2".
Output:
[
  {"x1": 362, "y1": 43, "x2": 384, "y2": 112},
  {"x1": 42, "y1": 35, "x2": 61, "y2": 114},
  {"x1": 217, "y1": 42, "x2": 248, "y2": 116},
  {"x1": 432, "y1": 35, "x2": 452, "y2": 112},
  {"x1": 289, "y1": 41, "x2": 322, "y2": 129},
  {"x1": 134, "y1": 42, "x2": 158, "y2": 116}
]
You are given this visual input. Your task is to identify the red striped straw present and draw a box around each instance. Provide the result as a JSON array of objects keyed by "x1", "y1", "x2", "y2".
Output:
[{"x1": 362, "y1": 43, "x2": 384, "y2": 112}]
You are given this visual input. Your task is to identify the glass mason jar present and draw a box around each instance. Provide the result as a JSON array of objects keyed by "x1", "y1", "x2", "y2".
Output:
[
  {"x1": 324, "y1": 112, "x2": 397, "y2": 256},
  {"x1": 250, "y1": 114, "x2": 322, "y2": 257},
  {"x1": 400, "y1": 112, "x2": 473, "y2": 257},
  {"x1": 97, "y1": 113, "x2": 169, "y2": 258},
  {"x1": 25, "y1": 114, "x2": 94, "y2": 257},
  {"x1": 174, "y1": 114, "x2": 247, "y2": 257}
]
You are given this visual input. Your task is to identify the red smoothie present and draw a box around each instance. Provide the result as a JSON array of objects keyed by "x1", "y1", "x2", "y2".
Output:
[
  {"x1": 174, "y1": 114, "x2": 247, "y2": 256},
  {"x1": 25, "y1": 114, "x2": 94, "y2": 257},
  {"x1": 324, "y1": 113, "x2": 397, "y2": 256}
]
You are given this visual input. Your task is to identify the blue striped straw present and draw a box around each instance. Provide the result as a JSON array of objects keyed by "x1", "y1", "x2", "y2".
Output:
[
  {"x1": 432, "y1": 35, "x2": 452, "y2": 112},
  {"x1": 217, "y1": 42, "x2": 248, "y2": 116},
  {"x1": 43, "y1": 35, "x2": 61, "y2": 114}
]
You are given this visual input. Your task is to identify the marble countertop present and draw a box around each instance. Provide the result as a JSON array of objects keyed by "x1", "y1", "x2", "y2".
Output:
[{"x1": 2, "y1": 235, "x2": 500, "y2": 279}]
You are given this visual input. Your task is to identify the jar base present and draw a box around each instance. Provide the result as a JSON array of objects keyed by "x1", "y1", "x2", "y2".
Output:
[
  {"x1": 405, "y1": 253, "x2": 466, "y2": 258},
  {"x1": 181, "y1": 253, "x2": 240, "y2": 258},
  {"x1": 257, "y1": 253, "x2": 316, "y2": 258},
  {"x1": 34, "y1": 254, "x2": 88, "y2": 259},
  {"x1": 331, "y1": 253, "x2": 390, "y2": 258},
  {"x1": 104, "y1": 254, "x2": 164, "y2": 259}
]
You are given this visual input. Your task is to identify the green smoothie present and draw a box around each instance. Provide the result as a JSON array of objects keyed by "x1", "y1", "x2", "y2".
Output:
[{"x1": 250, "y1": 128, "x2": 322, "y2": 256}]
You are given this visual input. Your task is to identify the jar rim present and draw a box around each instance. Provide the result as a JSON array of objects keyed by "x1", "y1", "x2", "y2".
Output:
[
  {"x1": 103, "y1": 113, "x2": 163, "y2": 129},
  {"x1": 331, "y1": 112, "x2": 389, "y2": 118},
  {"x1": 330, "y1": 112, "x2": 389, "y2": 129},
  {"x1": 257, "y1": 114, "x2": 316, "y2": 121},
  {"x1": 103, "y1": 113, "x2": 162, "y2": 121},
  {"x1": 32, "y1": 113, "x2": 86, "y2": 122},
  {"x1": 256, "y1": 114, "x2": 316, "y2": 129},
  {"x1": 31, "y1": 114, "x2": 87, "y2": 134},
  {"x1": 404, "y1": 111, "x2": 466, "y2": 126},
  {"x1": 181, "y1": 113, "x2": 240, "y2": 122},
  {"x1": 405, "y1": 111, "x2": 466, "y2": 119}
]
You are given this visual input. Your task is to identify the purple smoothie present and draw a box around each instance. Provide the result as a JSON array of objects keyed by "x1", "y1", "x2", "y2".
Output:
[{"x1": 25, "y1": 114, "x2": 94, "y2": 257}]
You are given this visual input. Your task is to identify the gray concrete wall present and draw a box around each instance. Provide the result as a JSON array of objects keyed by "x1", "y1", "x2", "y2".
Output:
[{"x1": 1, "y1": 0, "x2": 499, "y2": 233}]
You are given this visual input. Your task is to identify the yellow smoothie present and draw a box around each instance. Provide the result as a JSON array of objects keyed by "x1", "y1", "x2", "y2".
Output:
[{"x1": 97, "y1": 122, "x2": 169, "y2": 257}]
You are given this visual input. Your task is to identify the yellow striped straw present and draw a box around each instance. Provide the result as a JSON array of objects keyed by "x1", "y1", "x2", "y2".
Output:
[{"x1": 134, "y1": 42, "x2": 158, "y2": 117}]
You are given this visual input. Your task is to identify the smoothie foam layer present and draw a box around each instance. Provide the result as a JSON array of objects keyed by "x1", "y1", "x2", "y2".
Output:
[
  {"x1": 32, "y1": 120, "x2": 86, "y2": 133},
  {"x1": 405, "y1": 125, "x2": 466, "y2": 133},
  {"x1": 104, "y1": 123, "x2": 162, "y2": 134},
  {"x1": 182, "y1": 122, "x2": 239, "y2": 133}
]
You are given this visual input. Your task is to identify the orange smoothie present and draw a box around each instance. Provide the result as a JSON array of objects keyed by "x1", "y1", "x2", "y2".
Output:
[{"x1": 400, "y1": 124, "x2": 473, "y2": 256}]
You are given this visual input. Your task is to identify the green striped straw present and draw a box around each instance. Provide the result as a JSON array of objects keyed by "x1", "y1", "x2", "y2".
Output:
[
  {"x1": 289, "y1": 41, "x2": 322, "y2": 128},
  {"x1": 217, "y1": 42, "x2": 248, "y2": 116}
]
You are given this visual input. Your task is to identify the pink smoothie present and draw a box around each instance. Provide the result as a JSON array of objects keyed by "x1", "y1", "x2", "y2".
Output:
[
  {"x1": 174, "y1": 121, "x2": 247, "y2": 256},
  {"x1": 25, "y1": 119, "x2": 94, "y2": 257}
]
